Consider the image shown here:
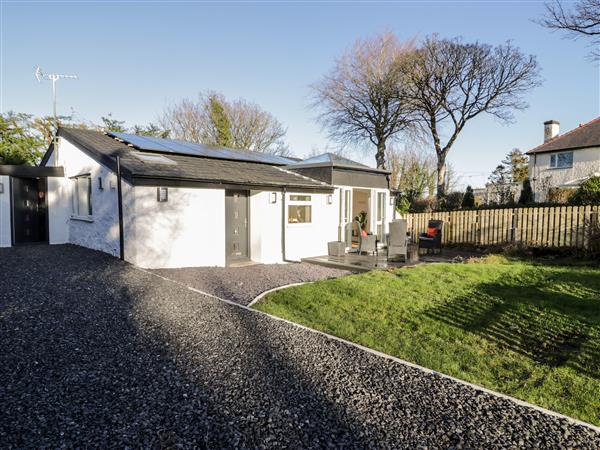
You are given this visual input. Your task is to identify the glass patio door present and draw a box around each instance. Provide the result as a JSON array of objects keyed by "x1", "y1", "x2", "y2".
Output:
[
  {"x1": 339, "y1": 188, "x2": 352, "y2": 246},
  {"x1": 375, "y1": 191, "x2": 386, "y2": 242}
]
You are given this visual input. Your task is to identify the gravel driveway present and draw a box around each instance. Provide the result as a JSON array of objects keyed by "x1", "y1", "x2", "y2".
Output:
[
  {"x1": 152, "y1": 263, "x2": 351, "y2": 305},
  {"x1": 1, "y1": 245, "x2": 599, "y2": 448}
]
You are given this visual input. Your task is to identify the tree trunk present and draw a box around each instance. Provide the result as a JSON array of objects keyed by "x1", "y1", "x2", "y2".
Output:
[
  {"x1": 376, "y1": 139, "x2": 386, "y2": 169},
  {"x1": 436, "y1": 157, "x2": 447, "y2": 199}
]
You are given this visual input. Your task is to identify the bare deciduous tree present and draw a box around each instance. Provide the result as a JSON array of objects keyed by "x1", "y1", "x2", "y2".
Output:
[
  {"x1": 161, "y1": 92, "x2": 290, "y2": 156},
  {"x1": 226, "y1": 97, "x2": 289, "y2": 155},
  {"x1": 386, "y1": 146, "x2": 437, "y2": 201},
  {"x1": 540, "y1": 0, "x2": 600, "y2": 59},
  {"x1": 407, "y1": 35, "x2": 541, "y2": 198},
  {"x1": 160, "y1": 98, "x2": 207, "y2": 143},
  {"x1": 311, "y1": 32, "x2": 417, "y2": 169}
]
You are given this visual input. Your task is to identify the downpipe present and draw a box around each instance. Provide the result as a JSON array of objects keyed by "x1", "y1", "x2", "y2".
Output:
[{"x1": 281, "y1": 186, "x2": 295, "y2": 263}]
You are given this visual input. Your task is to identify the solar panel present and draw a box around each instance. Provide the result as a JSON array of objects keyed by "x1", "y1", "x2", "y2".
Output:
[{"x1": 109, "y1": 132, "x2": 294, "y2": 165}]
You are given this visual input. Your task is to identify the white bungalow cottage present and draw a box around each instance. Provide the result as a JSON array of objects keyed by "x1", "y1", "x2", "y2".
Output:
[{"x1": 0, "y1": 128, "x2": 394, "y2": 268}]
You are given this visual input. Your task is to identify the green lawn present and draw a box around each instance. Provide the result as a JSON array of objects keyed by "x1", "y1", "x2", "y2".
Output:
[{"x1": 254, "y1": 256, "x2": 600, "y2": 426}]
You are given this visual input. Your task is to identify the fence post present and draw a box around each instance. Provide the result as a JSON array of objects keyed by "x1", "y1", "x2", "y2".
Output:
[{"x1": 588, "y1": 210, "x2": 599, "y2": 252}]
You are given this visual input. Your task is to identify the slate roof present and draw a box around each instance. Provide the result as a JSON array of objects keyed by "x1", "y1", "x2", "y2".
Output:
[
  {"x1": 288, "y1": 153, "x2": 391, "y2": 174},
  {"x1": 51, "y1": 128, "x2": 333, "y2": 191},
  {"x1": 527, "y1": 117, "x2": 600, "y2": 154}
]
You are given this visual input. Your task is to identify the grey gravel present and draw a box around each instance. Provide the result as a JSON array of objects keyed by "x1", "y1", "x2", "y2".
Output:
[
  {"x1": 152, "y1": 262, "x2": 352, "y2": 305},
  {"x1": 1, "y1": 244, "x2": 599, "y2": 449}
]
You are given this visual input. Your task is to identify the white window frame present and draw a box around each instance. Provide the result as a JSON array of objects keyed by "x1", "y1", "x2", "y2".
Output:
[
  {"x1": 287, "y1": 194, "x2": 312, "y2": 225},
  {"x1": 71, "y1": 174, "x2": 93, "y2": 220},
  {"x1": 550, "y1": 151, "x2": 573, "y2": 169}
]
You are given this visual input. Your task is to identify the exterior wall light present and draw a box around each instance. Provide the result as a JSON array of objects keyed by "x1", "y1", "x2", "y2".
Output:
[
  {"x1": 98, "y1": 176, "x2": 104, "y2": 191},
  {"x1": 270, "y1": 192, "x2": 277, "y2": 204},
  {"x1": 0, "y1": 182, "x2": 3, "y2": 194},
  {"x1": 157, "y1": 187, "x2": 169, "y2": 202},
  {"x1": 327, "y1": 194, "x2": 333, "y2": 204}
]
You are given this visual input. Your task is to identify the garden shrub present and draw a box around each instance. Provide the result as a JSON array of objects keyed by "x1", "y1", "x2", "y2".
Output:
[
  {"x1": 462, "y1": 186, "x2": 475, "y2": 208},
  {"x1": 410, "y1": 197, "x2": 437, "y2": 213},
  {"x1": 439, "y1": 192, "x2": 464, "y2": 211},
  {"x1": 548, "y1": 187, "x2": 575, "y2": 204},
  {"x1": 518, "y1": 179, "x2": 534, "y2": 205},
  {"x1": 395, "y1": 195, "x2": 411, "y2": 215},
  {"x1": 570, "y1": 176, "x2": 600, "y2": 205}
]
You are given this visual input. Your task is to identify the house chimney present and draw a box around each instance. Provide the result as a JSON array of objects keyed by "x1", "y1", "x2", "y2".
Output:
[{"x1": 544, "y1": 120, "x2": 560, "y2": 142}]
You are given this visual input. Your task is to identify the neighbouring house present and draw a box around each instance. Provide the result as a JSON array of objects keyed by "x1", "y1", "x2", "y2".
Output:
[
  {"x1": 0, "y1": 128, "x2": 394, "y2": 268},
  {"x1": 473, "y1": 182, "x2": 523, "y2": 206},
  {"x1": 471, "y1": 187, "x2": 487, "y2": 206},
  {"x1": 527, "y1": 118, "x2": 600, "y2": 202}
]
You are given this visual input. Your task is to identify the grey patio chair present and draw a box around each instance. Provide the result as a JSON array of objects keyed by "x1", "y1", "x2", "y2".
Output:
[
  {"x1": 387, "y1": 219, "x2": 408, "y2": 261},
  {"x1": 360, "y1": 234, "x2": 377, "y2": 255},
  {"x1": 345, "y1": 220, "x2": 377, "y2": 255}
]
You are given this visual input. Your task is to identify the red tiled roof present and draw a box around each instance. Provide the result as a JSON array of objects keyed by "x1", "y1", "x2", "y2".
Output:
[{"x1": 527, "y1": 116, "x2": 600, "y2": 154}]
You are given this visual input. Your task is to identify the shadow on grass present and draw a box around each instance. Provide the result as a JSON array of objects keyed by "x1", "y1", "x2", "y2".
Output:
[{"x1": 424, "y1": 267, "x2": 600, "y2": 379}]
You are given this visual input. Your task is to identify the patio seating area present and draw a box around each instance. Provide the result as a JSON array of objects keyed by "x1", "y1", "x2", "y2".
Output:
[
  {"x1": 308, "y1": 218, "x2": 468, "y2": 271},
  {"x1": 302, "y1": 247, "x2": 478, "y2": 272}
]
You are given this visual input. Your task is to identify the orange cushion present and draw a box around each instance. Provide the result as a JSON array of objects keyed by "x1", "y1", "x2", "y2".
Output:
[{"x1": 426, "y1": 227, "x2": 438, "y2": 237}]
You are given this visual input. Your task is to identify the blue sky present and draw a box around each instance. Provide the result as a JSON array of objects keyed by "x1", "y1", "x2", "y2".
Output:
[{"x1": 1, "y1": 1, "x2": 598, "y2": 187}]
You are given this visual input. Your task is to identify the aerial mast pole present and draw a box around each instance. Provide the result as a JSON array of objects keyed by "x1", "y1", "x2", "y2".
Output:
[{"x1": 35, "y1": 66, "x2": 78, "y2": 165}]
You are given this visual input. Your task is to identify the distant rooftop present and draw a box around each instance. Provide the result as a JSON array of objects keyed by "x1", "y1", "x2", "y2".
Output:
[
  {"x1": 527, "y1": 117, "x2": 600, "y2": 154},
  {"x1": 288, "y1": 153, "x2": 391, "y2": 174}
]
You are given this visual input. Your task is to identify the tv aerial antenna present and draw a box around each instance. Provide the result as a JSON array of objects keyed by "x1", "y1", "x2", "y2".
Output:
[
  {"x1": 35, "y1": 66, "x2": 78, "y2": 165},
  {"x1": 35, "y1": 66, "x2": 78, "y2": 119}
]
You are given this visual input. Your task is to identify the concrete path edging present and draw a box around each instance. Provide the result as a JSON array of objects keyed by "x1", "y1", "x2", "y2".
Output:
[
  {"x1": 136, "y1": 266, "x2": 600, "y2": 434},
  {"x1": 247, "y1": 281, "x2": 311, "y2": 308}
]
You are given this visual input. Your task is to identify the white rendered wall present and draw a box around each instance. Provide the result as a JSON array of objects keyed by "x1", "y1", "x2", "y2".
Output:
[
  {"x1": 0, "y1": 176, "x2": 10, "y2": 247},
  {"x1": 52, "y1": 138, "x2": 124, "y2": 257},
  {"x1": 284, "y1": 191, "x2": 338, "y2": 261},
  {"x1": 47, "y1": 177, "x2": 71, "y2": 244},
  {"x1": 530, "y1": 147, "x2": 600, "y2": 200},
  {"x1": 127, "y1": 186, "x2": 226, "y2": 269},
  {"x1": 250, "y1": 190, "x2": 283, "y2": 264}
]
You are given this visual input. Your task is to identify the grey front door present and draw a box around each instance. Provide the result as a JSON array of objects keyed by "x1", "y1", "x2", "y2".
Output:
[{"x1": 225, "y1": 190, "x2": 249, "y2": 264}]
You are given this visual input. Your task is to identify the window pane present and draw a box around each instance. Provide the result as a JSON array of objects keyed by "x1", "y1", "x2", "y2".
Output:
[
  {"x1": 290, "y1": 194, "x2": 311, "y2": 202},
  {"x1": 288, "y1": 205, "x2": 312, "y2": 223},
  {"x1": 344, "y1": 191, "x2": 350, "y2": 222},
  {"x1": 377, "y1": 193, "x2": 385, "y2": 221},
  {"x1": 75, "y1": 177, "x2": 91, "y2": 216},
  {"x1": 72, "y1": 179, "x2": 78, "y2": 214},
  {"x1": 550, "y1": 154, "x2": 556, "y2": 167},
  {"x1": 557, "y1": 152, "x2": 573, "y2": 168},
  {"x1": 77, "y1": 178, "x2": 85, "y2": 215},
  {"x1": 86, "y1": 177, "x2": 92, "y2": 215}
]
